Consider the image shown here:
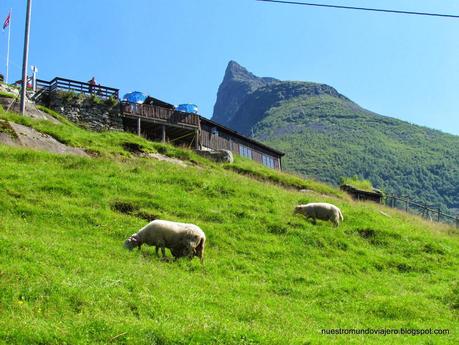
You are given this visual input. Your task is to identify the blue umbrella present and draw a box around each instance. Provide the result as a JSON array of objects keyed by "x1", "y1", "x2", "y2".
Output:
[
  {"x1": 176, "y1": 104, "x2": 199, "y2": 114},
  {"x1": 122, "y1": 91, "x2": 147, "y2": 104}
]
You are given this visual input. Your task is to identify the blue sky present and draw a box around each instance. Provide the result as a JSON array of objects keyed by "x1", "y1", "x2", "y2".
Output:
[{"x1": 1, "y1": 0, "x2": 458, "y2": 135}]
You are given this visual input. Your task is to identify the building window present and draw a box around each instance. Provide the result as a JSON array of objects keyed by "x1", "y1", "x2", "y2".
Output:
[
  {"x1": 211, "y1": 127, "x2": 219, "y2": 136},
  {"x1": 262, "y1": 154, "x2": 275, "y2": 169},
  {"x1": 239, "y1": 145, "x2": 252, "y2": 159}
]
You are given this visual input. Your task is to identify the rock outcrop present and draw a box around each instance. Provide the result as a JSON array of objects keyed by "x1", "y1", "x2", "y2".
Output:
[
  {"x1": 0, "y1": 119, "x2": 88, "y2": 156},
  {"x1": 42, "y1": 91, "x2": 122, "y2": 131},
  {"x1": 211, "y1": 61, "x2": 347, "y2": 135},
  {"x1": 195, "y1": 149, "x2": 234, "y2": 163},
  {"x1": 212, "y1": 61, "x2": 278, "y2": 126}
]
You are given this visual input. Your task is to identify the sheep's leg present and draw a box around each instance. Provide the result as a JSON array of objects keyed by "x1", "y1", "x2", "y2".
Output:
[
  {"x1": 155, "y1": 246, "x2": 159, "y2": 257},
  {"x1": 161, "y1": 246, "x2": 166, "y2": 258}
]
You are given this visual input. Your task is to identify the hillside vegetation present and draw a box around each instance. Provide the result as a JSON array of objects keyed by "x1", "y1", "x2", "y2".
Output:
[
  {"x1": 211, "y1": 61, "x2": 459, "y2": 214},
  {"x1": 0, "y1": 108, "x2": 458, "y2": 344},
  {"x1": 253, "y1": 95, "x2": 459, "y2": 213}
]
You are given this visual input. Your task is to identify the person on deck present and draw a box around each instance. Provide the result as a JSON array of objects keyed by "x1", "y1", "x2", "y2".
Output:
[{"x1": 88, "y1": 77, "x2": 96, "y2": 94}]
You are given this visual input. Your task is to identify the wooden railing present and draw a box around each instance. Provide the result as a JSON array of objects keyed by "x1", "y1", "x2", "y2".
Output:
[
  {"x1": 385, "y1": 194, "x2": 458, "y2": 228},
  {"x1": 36, "y1": 79, "x2": 51, "y2": 90},
  {"x1": 36, "y1": 77, "x2": 119, "y2": 99},
  {"x1": 121, "y1": 102, "x2": 200, "y2": 128}
]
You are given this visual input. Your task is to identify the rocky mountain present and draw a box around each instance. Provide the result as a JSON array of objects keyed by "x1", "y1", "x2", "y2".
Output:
[
  {"x1": 211, "y1": 61, "x2": 459, "y2": 213},
  {"x1": 212, "y1": 61, "x2": 278, "y2": 125}
]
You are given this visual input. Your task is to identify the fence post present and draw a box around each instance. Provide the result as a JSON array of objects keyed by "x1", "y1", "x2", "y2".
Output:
[
  {"x1": 405, "y1": 198, "x2": 409, "y2": 212},
  {"x1": 456, "y1": 217, "x2": 459, "y2": 228},
  {"x1": 437, "y1": 208, "x2": 441, "y2": 222}
]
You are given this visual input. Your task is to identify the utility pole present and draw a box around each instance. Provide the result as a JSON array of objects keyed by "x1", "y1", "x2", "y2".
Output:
[{"x1": 20, "y1": 0, "x2": 33, "y2": 115}]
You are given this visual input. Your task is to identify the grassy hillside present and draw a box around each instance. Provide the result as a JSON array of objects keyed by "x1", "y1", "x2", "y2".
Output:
[
  {"x1": 0, "y1": 109, "x2": 458, "y2": 344},
  {"x1": 252, "y1": 94, "x2": 459, "y2": 214}
]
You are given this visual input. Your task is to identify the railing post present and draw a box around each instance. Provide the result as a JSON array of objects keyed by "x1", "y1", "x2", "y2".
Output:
[
  {"x1": 137, "y1": 117, "x2": 141, "y2": 136},
  {"x1": 195, "y1": 129, "x2": 200, "y2": 150}
]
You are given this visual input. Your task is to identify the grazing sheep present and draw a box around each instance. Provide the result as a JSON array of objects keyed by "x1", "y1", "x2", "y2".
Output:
[
  {"x1": 294, "y1": 203, "x2": 344, "y2": 227},
  {"x1": 124, "y1": 220, "x2": 206, "y2": 262}
]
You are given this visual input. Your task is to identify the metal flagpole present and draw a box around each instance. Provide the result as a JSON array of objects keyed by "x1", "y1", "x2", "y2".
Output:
[
  {"x1": 20, "y1": 0, "x2": 33, "y2": 115},
  {"x1": 6, "y1": 9, "x2": 11, "y2": 84}
]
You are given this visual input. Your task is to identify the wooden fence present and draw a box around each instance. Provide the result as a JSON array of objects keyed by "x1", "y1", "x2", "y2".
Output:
[
  {"x1": 385, "y1": 194, "x2": 458, "y2": 228},
  {"x1": 121, "y1": 102, "x2": 200, "y2": 128},
  {"x1": 36, "y1": 77, "x2": 119, "y2": 99}
]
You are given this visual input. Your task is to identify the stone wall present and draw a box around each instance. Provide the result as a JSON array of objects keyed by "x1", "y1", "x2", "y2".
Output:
[{"x1": 41, "y1": 91, "x2": 123, "y2": 131}]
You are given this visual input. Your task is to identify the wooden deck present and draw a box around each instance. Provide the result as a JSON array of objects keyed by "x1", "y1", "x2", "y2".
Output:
[{"x1": 121, "y1": 102, "x2": 200, "y2": 129}]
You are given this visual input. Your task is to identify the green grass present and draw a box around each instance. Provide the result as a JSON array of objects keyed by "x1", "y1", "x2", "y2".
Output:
[
  {"x1": 227, "y1": 156, "x2": 345, "y2": 198},
  {"x1": 341, "y1": 176, "x2": 374, "y2": 192},
  {"x1": 0, "y1": 111, "x2": 458, "y2": 344},
  {"x1": 0, "y1": 90, "x2": 17, "y2": 99},
  {"x1": 0, "y1": 119, "x2": 17, "y2": 138}
]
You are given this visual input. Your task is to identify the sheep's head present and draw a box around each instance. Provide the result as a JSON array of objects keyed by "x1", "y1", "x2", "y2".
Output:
[
  {"x1": 170, "y1": 243, "x2": 194, "y2": 259},
  {"x1": 293, "y1": 205, "x2": 302, "y2": 215},
  {"x1": 123, "y1": 235, "x2": 140, "y2": 251}
]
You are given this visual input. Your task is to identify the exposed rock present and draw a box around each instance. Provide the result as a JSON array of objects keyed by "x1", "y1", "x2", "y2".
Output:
[
  {"x1": 0, "y1": 119, "x2": 88, "y2": 156},
  {"x1": 139, "y1": 152, "x2": 189, "y2": 167},
  {"x1": 195, "y1": 149, "x2": 234, "y2": 163},
  {"x1": 0, "y1": 83, "x2": 19, "y2": 96},
  {"x1": 212, "y1": 61, "x2": 278, "y2": 125},
  {"x1": 0, "y1": 94, "x2": 61, "y2": 124},
  {"x1": 40, "y1": 91, "x2": 122, "y2": 131}
]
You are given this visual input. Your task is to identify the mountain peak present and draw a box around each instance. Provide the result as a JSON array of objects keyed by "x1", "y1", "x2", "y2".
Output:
[
  {"x1": 225, "y1": 61, "x2": 258, "y2": 82},
  {"x1": 212, "y1": 61, "x2": 278, "y2": 124}
]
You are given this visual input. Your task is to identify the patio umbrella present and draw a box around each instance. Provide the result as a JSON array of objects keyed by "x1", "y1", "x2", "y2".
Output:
[
  {"x1": 176, "y1": 104, "x2": 199, "y2": 114},
  {"x1": 122, "y1": 91, "x2": 147, "y2": 104}
]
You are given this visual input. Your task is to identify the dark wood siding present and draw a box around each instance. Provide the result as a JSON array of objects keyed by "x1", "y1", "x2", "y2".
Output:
[{"x1": 200, "y1": 123, "x2": 282, "y2": 170}]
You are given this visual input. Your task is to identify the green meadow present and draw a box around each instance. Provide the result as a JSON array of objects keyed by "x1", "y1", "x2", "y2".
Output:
[{"x1": 0, "y1": 109, "x2": 458, "y2": 344}]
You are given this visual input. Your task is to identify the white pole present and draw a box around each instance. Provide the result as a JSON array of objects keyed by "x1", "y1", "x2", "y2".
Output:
[{"x1": 6, "y1": 9, "x2": 11, "y2": 84}]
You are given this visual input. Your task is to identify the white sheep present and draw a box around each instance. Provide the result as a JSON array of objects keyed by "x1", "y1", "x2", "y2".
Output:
[
  {"x1": 124, "y1": 219, "x2": 206, "y2": 262},
  {"x1": 294, "y1": 202, "x2": 344, "y2": 227}
]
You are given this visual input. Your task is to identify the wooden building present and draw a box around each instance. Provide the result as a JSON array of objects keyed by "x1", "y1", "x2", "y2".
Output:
[
  {"x1": 199, "y1": 118, "x2": 283, "y2": 170},
  {"x1": 121, "y1": 98, "x2": 284, "y2": 170},
  {"x1": 340, "y1": 184, "x2": 385, "y2": 203}
]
